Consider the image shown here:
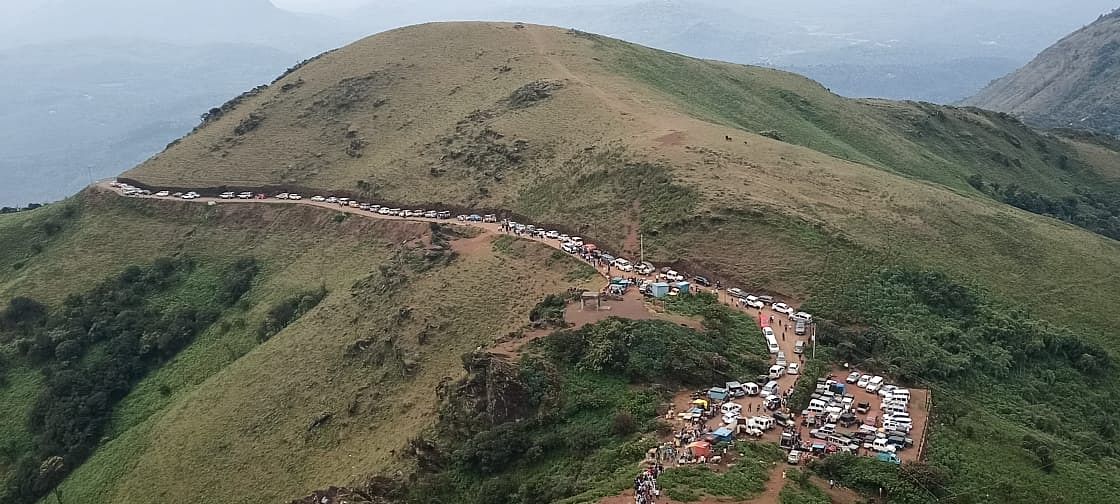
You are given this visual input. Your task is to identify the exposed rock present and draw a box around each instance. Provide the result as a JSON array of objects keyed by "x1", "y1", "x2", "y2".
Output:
[{"x1": 507, "y1": 79, "x2": 564, "y2": 108}]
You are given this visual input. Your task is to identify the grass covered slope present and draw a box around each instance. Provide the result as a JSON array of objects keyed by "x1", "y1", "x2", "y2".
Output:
[
  {"x1": 0, "y1": 192, "x2": 598, "y2": 504},
  {"x1": 121, "y1": 22, "x2": 1120, "y2": 330}
]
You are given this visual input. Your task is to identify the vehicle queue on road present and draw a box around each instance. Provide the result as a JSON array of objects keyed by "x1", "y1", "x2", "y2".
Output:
[{"x1": 111, "y1": 180, "x2": 920, "y2": 468}]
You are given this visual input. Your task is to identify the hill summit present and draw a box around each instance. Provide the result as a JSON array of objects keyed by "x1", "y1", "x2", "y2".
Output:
[{"x1": 965, "y1": 9, "x2": 1120, "y2": 135}]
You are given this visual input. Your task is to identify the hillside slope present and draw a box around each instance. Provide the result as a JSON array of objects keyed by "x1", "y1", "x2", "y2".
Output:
[
  {"x1": 126, "y1": 22, "x2": 1120, "y2": 334},
  {"x1": 965, "y1": 9, "x2": 1120, "y2": 135},
  {"x1": 0, "y1": 192, "x2": 598, "y2": 504}
]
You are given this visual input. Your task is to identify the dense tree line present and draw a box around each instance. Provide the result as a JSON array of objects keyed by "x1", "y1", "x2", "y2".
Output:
[
  {"x1": 1, "y1": 257, "x2": 259, "y2": 504},
  {"x1": 256, "y1": 286, "x2": 328, "y2": 342},
  {"x1": 968, "y1": 174, "x2": 1120, "y2": 241}
]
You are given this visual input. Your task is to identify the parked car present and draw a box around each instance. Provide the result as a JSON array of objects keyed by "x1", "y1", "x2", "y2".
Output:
[
  {"x1": 693, "y1": 276, "x2": 711, "y2": 287},
  {"x1": 794, "y1": 340, "x2": 806, "y2": 354},
  {"x1": 483, "y1": 214, "x2": 498, "y2": 223},
  {"x1": 857, "y1": 375, "x2": 872, "y2": 388},
  {"x1": 311, "y1": 195, "x2": 326, "y2": 202},
  {"x1": 769, "y1": 364, "x2": 785, "y2": 379},
  {"x1": 772, "y1": 302, "x2": 795, "y2": 315},
  {"x1": 614, "y1": 258, "x2": 633, "y2": 272},
  {"x1": 846, "y1": 372, "x2": 861, "y2": 384},
  {"x1": 776, "y1": 351, "x2": 787, "y2": 367},
  {"x1": 787, "y1": 363, "x2": 800, "y2": 375},
  {"x1": 855, "y1": 401, "x2": 871, "y2": 414},
  {"x1": 154, "y1": 190, "x2": 170, "y2": 197},
  {"x1": 786, "y1": 450, "x2": 802, "y2": 465},
  {"x1": 219, "y1": 192, "x2": 235, "y2": 199},
  {"x1": 545, "y1": 230, "x2": 560, "y2": 239},
  {"x1": 237, "y1": 192, "x2": 253, "y2": 199},
  {"x1": 744, "y1": 295, "x2": 765, "y2": 308},
  {"x1": 275, "y1": 193, "x2": 289, "y2": 199},
  {"x1": 866, "y1": 376, "x2": 885, "y2": 392},
  {"x1": 727, "y1": 287, "x2": 745, "y2": 299},
  {"x1": 288, "y1": 194, "x2": 303, "y2": 200}
]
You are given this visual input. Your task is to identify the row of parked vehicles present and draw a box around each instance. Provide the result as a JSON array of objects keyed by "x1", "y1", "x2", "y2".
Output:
[
  {"x1": 113, "y1": 182, "x2": 199, "y2": 200},
  {"x1": 117, "y1": 183, "x2": 724, "y2": 295}
]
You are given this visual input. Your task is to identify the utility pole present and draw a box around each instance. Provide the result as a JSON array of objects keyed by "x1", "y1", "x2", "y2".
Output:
[{"x1": 639, "y1": 232, "x2": 644, "y2": 264}]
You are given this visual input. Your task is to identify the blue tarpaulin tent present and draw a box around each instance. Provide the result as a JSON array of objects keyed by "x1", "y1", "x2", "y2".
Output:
[
  {"x1": 708, "y1": 387, "x2": 729, "y2": 401},
  {"x1": 711, "y1": 427, "x2": 734, "y2": 442},
  {"x1": 675, "y1": 281, "x2": 691, "y2": 294},
  {"x1": 651, "y1": 282, "x2": 670, "y2": 298}
]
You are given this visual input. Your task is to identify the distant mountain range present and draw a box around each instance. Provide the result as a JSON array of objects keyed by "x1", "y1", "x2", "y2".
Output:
[{"x1": 965, "y1": 9, "x2": 1120, "y2": 135}]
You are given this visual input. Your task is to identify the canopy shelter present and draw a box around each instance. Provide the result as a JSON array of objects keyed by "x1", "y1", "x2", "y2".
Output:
[
  {"x1": 580, "y1": 291, "x2": 602, "y2": 310},
  {"x1": 710, "y1": 427, "x2": 734, "y2": 443},
  {"x1": 687, "y1": 441, "x2": 711, "y2": 459}
]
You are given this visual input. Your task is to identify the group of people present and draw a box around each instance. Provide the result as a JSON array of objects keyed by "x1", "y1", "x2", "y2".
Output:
[
  {"x1": 673, "y1": 424, "x2": 711, "y2": 446},
  {"x1": 633, "y1": 464, "x2": 663, "y2": 504}
]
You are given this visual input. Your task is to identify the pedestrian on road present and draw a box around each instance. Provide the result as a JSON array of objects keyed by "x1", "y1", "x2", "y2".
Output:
[{"x1": 829, "y1": 479, "x2": 835, "y2": 489}]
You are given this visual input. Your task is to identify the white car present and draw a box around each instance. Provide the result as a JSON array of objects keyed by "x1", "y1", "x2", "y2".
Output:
[
  {"x1": 558, "y1": 234, "x2": 570, "y2": 241},
  {"x1": 288, "y1": 194, "x2": 303, "y2": 200},
  {"x1": 772, "y1": 303, "x2": 795, "y2": 316},
  {"x1": 744, "y1": 295, "x2": 765, "y2": 309},
  {"x1": 219, "y1": 192, "x2": 235, "y2": 199},
  {"x1": 787, "y1": 363, "x2": 800, "y2": 375},
  {"x1": 878, "y1": 385, "x2": 898, "y2": 398},
  {"x1": 857, "y1": 375, "x2": 872, "y2": 388},
  {"x1": 570, "y1": 237, "x2": 583, "y2": 247},
  {"x1": 866, "y1": 376, "x2": 885, "y2": 392},
  {"x1": 311, "y1": 196, "x2": 326, "y2": 202},
  {"x1": 275, "y1": 193, "x2": 289, "y2": 199},
  {"x1": 768, "y1": 364, "x2": 785, "y2": 379},
  {"x1": 614, "y1": 258, "x2": 633, "y2": 272},
  {"x1": 154, "y1": 190, "x2": 170, "y2": 197},
  {"x1": 181, "y1": 192, "x2": 200, "y2": 199},
  {"x1": 237, "y1": 192, "x2": 253, "y2": 199},
  {"x1": 727, "y1": 288, "x2": 745, "y2": 299},
  {"x1": 545, "y1": 230, "x2": 560, "y2": 239},
  {"x1": 846, "y1": 372, "x2": 861, "y2": 384},
  {"x1": 326, "y1": 196, "x2": 338, "y2": 203}
]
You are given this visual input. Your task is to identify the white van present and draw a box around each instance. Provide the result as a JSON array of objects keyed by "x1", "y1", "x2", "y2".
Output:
[
  {"x1": 891, "y1": 389, "x2": 911, "y2": 401},
  {"x1": 866, "y1": 375, "x2": 885, "y2": 392},
  {"x1": 769, "y1": 364, "x2": 785, "y2": 379},
  {"x1": 762, "y1": 380, "x2": 780, "y2": 397},
  {"x1": 883, "y1": 403, "x2": 909, "y2": 416},
  {"x1": 872, "y1": 437, "x2": 897, "y2": 453},
  {"x1": 743, "y1": 382, "x2": 761, "y2": 396},
  {"x1": 721, "y1": 403, "x2": 742, "y2": 417},
  {"x1": 749, "y1": 416, "x2": 775, "y2": 431},
  {"x1": 776, "y1": 351, "x2": 787, "y2": 367},
  {"x1": 794, "y1": 340, "x2": 806, "y2": 354},
  {"x1": 807, "y1": 399, "x2": 827, "y2": 414},
  {"x1": 763, "y1": 327, "x2": 779, "y2": 354}
]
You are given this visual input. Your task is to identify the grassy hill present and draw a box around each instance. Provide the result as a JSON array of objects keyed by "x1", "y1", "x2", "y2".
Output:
[
  {"x1": 965, "y1": 9, "x2": 1120, "y2": 135},
  {"x1": 125, "y1": 22, "x2": 1120, "y2": 334},
  {"x1": 2, "y1": 21, "x2": 1120, "y2": 504}
]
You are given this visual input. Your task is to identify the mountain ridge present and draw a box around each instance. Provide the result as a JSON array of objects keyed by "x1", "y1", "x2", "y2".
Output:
[{"x1": 964, "y1": 9, "x2": 1120, "y2": 135}]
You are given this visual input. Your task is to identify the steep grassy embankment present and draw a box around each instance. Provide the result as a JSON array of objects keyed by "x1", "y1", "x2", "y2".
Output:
[{"x1": 0, "y1": 191, "x2": 598, "y2": 504}]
